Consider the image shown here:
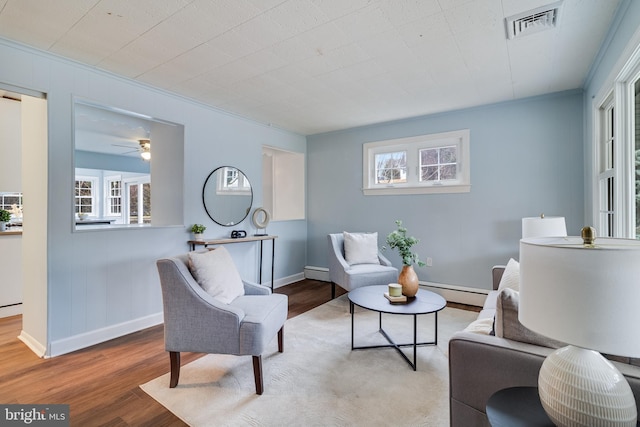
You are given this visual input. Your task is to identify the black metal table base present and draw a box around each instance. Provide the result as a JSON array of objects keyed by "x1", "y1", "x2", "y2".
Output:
[{"x1": 350, "y1": 301, "x2": 438, "y2": 371}]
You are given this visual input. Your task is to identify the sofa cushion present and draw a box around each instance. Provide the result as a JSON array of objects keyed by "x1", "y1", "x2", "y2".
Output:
[
  {"x1": 495, "y1": 288, "x2": 565, "y2": 349},
  {"x1": 343, "y1": 231, "x2": 380, "y2": 265},
  {"x1": 497, "y1": 258, "x2": 519, "y2": 292},
  {"x1": 188, "y1": 247, "x2": 245, "y2": 304}
]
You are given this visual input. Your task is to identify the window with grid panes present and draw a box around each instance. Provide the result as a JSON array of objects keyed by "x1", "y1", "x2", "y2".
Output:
[{"x1": 363, "y1": 129, "x2": 470, "y2": 196}]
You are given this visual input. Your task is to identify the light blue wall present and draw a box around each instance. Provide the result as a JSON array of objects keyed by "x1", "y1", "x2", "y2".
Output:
[
  {"x1": 583, "y1": 0, "x2": 640, "y2": 225},
  {"x1": 75, "y1": 150, "x2": 150, "y2": 174},
  {"x1": 0, "y1": 38, "x2": 306, "y2": 354},
  {"x1": 307, "y1": 91, "x2": 585, "y2": 290}
]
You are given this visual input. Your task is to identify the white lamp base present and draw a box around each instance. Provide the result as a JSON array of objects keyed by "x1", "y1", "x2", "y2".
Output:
[{"x1": 539, "y1": 345, "x2": 637, "y2": 427}]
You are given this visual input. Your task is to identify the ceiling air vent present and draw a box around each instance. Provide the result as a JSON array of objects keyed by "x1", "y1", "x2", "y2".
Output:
[{"x1": 505, "y1": 1, "x2": 562, "y2": 40}]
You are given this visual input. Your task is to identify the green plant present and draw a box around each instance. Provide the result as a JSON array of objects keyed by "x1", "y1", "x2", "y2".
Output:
[
  {"x1": 383, "y1": 220, "x2": 425, "y2": 267},
  {"x1": 0, "y1": 209, "x2": 10, "y2": 222},
  {"x1": 190, "y1": 224, "x2": 206, "y2": 234}
]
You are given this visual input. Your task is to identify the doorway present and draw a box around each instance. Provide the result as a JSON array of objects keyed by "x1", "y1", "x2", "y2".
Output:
[{"x1": 0, "y1": 83, "x2": 48, "y2": 357}]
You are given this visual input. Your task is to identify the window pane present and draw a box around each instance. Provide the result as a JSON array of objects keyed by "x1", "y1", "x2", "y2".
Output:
[
  {"x1": 422, "y1": 166, "x2": 439, "y2": 181},
  {"x1": 421, "y1": 148, "x2": 438, "y2": 165},
  {"x1": 420, "y1": 145, "x2": 457, "y2": 182},
  {"x1": 109, "y1": 181, "x2": 122, "y2": 214},
  {"x1": 129, "y1": 184, "x2": 138, "y2": 223},
  {"x1": 440, "y1": 146, "x2": 457, "y2": 163},
  {"x1": 375, "y1": 151, "x2": 406, "y2": 184},
  {"x1": 440, "y1": 164, "x2": 457, "y2": 180},
  {"x1": 75, "y1": 180, "x2": 94, "y2": 214},
  {"x1": 142, "y1": 183, "x2": 151, "y2": 224}
]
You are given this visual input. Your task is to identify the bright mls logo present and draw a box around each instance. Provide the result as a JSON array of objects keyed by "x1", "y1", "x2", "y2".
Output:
[{"x1": 1, "y1": 405, "x2": 69, "y2": 426}]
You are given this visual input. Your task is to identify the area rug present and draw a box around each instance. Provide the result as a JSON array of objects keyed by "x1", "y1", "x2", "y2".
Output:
[{"x1": 140, "y1": 295, "x2": 477, "y2": 426}]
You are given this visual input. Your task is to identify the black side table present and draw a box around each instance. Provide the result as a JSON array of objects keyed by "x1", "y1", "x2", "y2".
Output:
[
  {"x1": 487, "y1": 386, "x2": 640, "y2": 427},
  {"x1": 486, "y1": 387, "x2": 554, "y2": 427}
]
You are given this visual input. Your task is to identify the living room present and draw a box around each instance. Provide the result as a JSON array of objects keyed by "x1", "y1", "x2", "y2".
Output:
[{"x1": 1, "y1": 0, "x2": 640, "y2": 425}]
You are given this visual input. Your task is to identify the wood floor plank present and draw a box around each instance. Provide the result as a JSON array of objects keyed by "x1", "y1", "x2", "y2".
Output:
[
  {"x1": 0, "y1": 279, "x2": 476, "y2": 426},
  {"x1": 0, "y1": 279, "x2": 341, "y2": 426}
]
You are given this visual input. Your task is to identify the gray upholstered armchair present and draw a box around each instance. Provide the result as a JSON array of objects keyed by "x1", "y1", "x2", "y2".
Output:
[
  {"x1": 156, "y1": 253, "x2": 288, "y2": 395},
  {"x1": 328, "y1": 233, "x2": 398, "y2": 298}
]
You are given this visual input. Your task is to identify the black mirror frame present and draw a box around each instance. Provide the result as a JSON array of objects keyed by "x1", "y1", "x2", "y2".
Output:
[{"x1": 202, "y1": 166, "x2": 253, "y2": 227}]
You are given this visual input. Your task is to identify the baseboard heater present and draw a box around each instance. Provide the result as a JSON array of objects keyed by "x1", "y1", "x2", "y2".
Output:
[{"x1": 303, "y1": 266, "x2": 488, "y2": 307}]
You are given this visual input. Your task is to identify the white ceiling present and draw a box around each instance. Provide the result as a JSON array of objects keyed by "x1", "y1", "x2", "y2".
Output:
[
  {"x1": 0, "y1": 0, "x2": 621, "y2": 135},
  {"x1": 74, "y1": 102, "x2": 153, "y2": 157}
]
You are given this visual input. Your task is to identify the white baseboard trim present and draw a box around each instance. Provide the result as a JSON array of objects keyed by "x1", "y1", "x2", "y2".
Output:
[
  {"x1": 37, "y1": 273, "x2": 302, "y2": 357},
  {"x1": 18, "y1": 330, "x2": 47, "y2": 358},
  {"x1": 303, "y1": 266, "x2": 488, "y2": 307},
  {"x1": 0, "y1": 304, "x2": 22, "y2": 318},
  {"x1": 48, "y1": 312, "x2": 164, "y2": 357},
  {"x1": 272, "y1": 272, "x2": 305, "y2": 289}
]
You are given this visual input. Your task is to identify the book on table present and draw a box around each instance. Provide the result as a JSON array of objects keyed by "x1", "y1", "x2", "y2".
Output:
[{"x1": 384, "y1": 292, "x2": 407, "y2": 303}]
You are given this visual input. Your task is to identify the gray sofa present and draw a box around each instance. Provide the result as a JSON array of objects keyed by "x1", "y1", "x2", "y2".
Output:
[{"x1": 449, "y1": 266, "x2": 640, "y2": 427}]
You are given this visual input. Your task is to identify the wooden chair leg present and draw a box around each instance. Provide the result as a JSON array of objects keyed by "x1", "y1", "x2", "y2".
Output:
[
  {"x1": 169, "y1": 351, "x2": 180, "y2": 388},
  {"x1": 278, "y1": 326, "x2": 284, "y2": 353},
  {"x1": 252, "y1": 355, "x2": 264, "y2": 395}
]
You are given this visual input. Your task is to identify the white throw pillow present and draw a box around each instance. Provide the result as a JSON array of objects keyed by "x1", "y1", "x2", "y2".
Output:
[
  {"x1": 188, "y1": 246, "x2": 245, "y2": 304},
  {"x1": 463, "y1": 317, "x2": 494, "y2": 335},
  {"x1": 497, "y1": 258, "x2": 520, "y2": 292},
  {"x1": 343, "y1": 232, "x2": 380, "y2": 265}
]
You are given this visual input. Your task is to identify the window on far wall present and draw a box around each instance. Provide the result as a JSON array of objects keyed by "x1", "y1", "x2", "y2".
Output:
[
  {"x1": 105, "y1": 176, "x2": 122, "y2": 216},
  {"x1": 75, "y1": 176, "x2": 98, "y2": 215},
  {"x1": 363, "y1": 129, "x2": 470, "y2": 195},
  {"x1": 0, "y1": 192, "x2": 23, "y2": 212},
  {"x1": 593, "y1": 42, "x2": 640, "y2": 239}
]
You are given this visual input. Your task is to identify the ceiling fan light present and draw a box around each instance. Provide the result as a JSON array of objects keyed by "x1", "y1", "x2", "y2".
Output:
[{"x1": 138, "y1": 139, "x2": 151, "y2": 160}]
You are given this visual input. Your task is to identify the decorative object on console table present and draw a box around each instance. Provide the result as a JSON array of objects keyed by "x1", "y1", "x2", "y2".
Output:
[
  {"x1": 0, "y1": 209, "x2": 10, "y2": 231},
  {"x1": 190, "y1": 224, "x2": 206, "y2": 241},
  {"x1": 383, "y1": 220, "x2": 425, "y2": 297},
  {"x1": 519, "y1": 228, "x2": 640, "y2": 427},
  {"x1": 230, "y1": 230, "x2": 247, "y2": 239},
  {"x1": 521, "y1": 213, "x2": 567, "y2": 238},
  {"x1": 252, "y1": 207, "x2": 270, "y2": 236}
]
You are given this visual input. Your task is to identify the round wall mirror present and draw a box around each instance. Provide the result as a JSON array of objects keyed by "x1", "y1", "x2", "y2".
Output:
[{"x1": 202, "y1": 166, "x2": 253, "y2": 226}]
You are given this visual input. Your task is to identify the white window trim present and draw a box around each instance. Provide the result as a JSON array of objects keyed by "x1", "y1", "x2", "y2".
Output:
[
  {"x1": 123, "y1": 175, "x2": 150, "y2": 225},
  {"x1": 216, "y1": 166, "x2": 251, "y2": 195},
  {"x1": 75, "y1": 175, "x2": 99, "y2": 216},
  {"x1": 362, "y1": 129, "x2": 470, "y2": 196},
  {"x1": 591, "y1": 38, "x2": 640, "y2": 238},
  {"x1": 104, "y1": 175, "x2": 123, "y2": 218}
]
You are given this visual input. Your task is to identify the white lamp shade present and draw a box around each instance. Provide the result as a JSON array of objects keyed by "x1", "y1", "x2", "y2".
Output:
[
  {"x1": 522, "y1": 216, "x2": 567, "y2": 238},
  {"x1": 519, "y1": 236, "x2": 640, "y2": 357}
]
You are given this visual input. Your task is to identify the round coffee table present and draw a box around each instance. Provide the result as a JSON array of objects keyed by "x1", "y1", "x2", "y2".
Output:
[{"x1": 348, "y1": 285, "x2": 447, "y2": 370}]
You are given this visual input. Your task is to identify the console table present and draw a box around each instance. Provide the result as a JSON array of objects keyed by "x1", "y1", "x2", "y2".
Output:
[{"x1": 188, "y1": 235, "x2": 277, "y2": 289}]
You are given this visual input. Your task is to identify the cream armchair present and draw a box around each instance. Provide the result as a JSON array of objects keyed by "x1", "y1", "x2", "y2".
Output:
[
  {"x1": 156, "y1": 253, "x2": 288, "y2": 395},
  {"x1": 327, "y1": 233, "x2": 398, "y2": 298}
]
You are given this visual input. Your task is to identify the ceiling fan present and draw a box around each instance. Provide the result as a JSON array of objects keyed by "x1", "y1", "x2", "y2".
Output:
[{"x1": 111, "y1": 139, "x2": 151, "y2": 160}]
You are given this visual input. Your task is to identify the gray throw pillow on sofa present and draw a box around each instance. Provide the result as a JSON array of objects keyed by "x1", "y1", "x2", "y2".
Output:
[{"x1": 495, "y1": 288, "x2": 566, "y2": 349}]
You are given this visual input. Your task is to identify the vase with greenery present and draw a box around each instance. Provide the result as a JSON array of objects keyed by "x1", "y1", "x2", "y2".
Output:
[
  {"x1": 0, "y1": 209, "x2": 11, "y2": 232},
  {"x1": 190, "y1": 224, "x2": 206, "y2": 241},
  {"x1": 384, "y1": 220, "x2": 425, "y2": 297}
]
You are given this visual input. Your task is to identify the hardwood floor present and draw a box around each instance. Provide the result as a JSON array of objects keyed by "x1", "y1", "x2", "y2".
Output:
[{"x1": 0, "y1": 280, "x2": 476, "y2": 426}]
